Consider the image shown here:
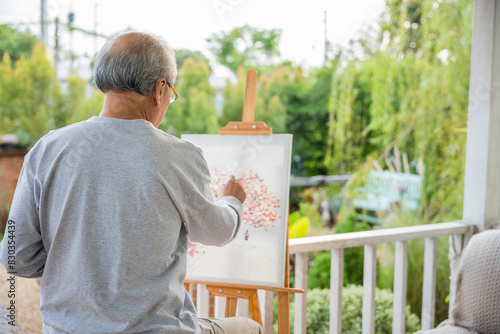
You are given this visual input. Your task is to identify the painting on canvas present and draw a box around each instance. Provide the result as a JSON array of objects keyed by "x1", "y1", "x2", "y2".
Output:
[{"x1": 181, "y1": 134, "x2": 292, "y2": 287}]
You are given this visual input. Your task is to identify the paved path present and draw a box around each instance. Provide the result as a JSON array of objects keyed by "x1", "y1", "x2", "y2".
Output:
[
  {"x1": 0, "y1": 266, "x2": 43, "y2": 333},
  {"x1": 0, "y1": 300, "x2": 22, "y2": 333}
]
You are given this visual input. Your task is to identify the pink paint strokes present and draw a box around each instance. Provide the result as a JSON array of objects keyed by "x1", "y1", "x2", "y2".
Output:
[
  {"x1": 188, "y1": 169, "x2": 281, "y2": 260},
  {"x1": 188, "y1": 241, "x2": 205, "y2": 258},
  {"x1": 210, "y1": 168, "x2": 281, "y2": 231}
]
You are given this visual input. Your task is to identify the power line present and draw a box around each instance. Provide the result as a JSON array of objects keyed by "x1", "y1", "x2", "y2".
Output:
[
  {"x1": 0, "y1": 20, "x2": 109, "y2": 39},
  {"x1": 1, "y1": 18, "x2": 109, "y2": 63}
]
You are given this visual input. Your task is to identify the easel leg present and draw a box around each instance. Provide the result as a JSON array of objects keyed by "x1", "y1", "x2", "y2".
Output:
[
  {"x1": 225, "y1": 297, "x2": 238, "y2": 317},
  {"x1": 277, "y1": 292, "x2": 290, "y2": 334},
  {"x1": 249, "y1": 293, "x2": 263, "y2": 326}
]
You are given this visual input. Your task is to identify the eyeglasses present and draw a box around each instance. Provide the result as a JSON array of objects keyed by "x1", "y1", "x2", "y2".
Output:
[{"x1": 168, "y1": 83, "x2": 178, "y2": 103}]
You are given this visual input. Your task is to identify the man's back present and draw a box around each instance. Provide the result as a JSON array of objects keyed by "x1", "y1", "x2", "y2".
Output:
[{"x1": 2, "y1": 117, "x2": 241, "y2": 333}]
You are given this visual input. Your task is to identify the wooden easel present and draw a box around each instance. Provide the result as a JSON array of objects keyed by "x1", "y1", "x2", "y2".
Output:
[{"x1": 184, "y1": 69, "x2": 303, "y2": 334}]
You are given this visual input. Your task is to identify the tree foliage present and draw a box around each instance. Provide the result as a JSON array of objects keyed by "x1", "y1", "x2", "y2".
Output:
[
  {"x1": 292, "y1": 62, "x2": 336, "y2": 176},
  {"x1": 0, "y1": 42, "x2": 102, "y2": 140},
  {"x1": 61, "y1": 74, "x2": 104, "y2": 125},
  {"x1": 207, "y1": 25, "x2": 281, "y2": 73},
  {"x1": 0, "y1": 44, "x2": 61, "y2": 139},
  {"x1": 0, "y1": 25, "x2": 38, "y2": 63},
  {"x1": 327, "y1": 0, "x2": 472, "y2": 217},
  {"x1": 0, "y1": 5, "x2": 478, "y2": 325},
  {"x1": 218, "y1": 66, "x2": 247, "y2": 127},
  {"x1": 219, "y1": 63, "x2": 332, "y2": 175},
  {"x1": 160, "y1": 58, "x2": 219, "y2": 136},
  {"x1": 175, "y1": 49, "x2": 210, "y2": 71},
  {"x1": 325, "y1": 1, "x2": 473, "y2": 323},
  {"x1": 1, "y1": 2, "x2": 475, "y2": 219}
]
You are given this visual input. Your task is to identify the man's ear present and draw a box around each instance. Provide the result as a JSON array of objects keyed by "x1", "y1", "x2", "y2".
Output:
[{"x1": 152, "y1": 79, "x2": 167, "y2": 107}]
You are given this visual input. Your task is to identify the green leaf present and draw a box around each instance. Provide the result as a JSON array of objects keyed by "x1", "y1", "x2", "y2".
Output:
[
  {"x1": 289, "y1": 216, "x2": 309, "y2": 239},
  {"x1": 288, "y1": 211, "x2": 302, "y2": 226}
]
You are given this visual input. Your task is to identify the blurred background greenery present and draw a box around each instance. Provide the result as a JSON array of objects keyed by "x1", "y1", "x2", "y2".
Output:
[{"x1": 0, "y1": 0, "x2": 473, "y2": 328}]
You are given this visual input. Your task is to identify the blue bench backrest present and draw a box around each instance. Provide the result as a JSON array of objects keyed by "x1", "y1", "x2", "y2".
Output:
[{"x1": 353, "y1": 170, "x2": 422, "y2": 212}]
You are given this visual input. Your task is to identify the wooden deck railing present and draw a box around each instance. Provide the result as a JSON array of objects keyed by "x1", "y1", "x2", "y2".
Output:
[
  {"x1": 289, "y1": 221, "x2": 472, "y2": 334},
  {"x1": 188, "y1": 221, "x2": 472, "y2": 334}
]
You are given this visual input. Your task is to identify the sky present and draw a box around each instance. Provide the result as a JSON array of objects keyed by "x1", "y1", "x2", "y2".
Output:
[{"x1": 0, "y1": 0, "x2": 386, "y2": 78}]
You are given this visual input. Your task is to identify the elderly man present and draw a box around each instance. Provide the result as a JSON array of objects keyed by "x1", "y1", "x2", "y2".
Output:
[{"x1": 0, "y1": 32, "x2": 263, "y2": 334}]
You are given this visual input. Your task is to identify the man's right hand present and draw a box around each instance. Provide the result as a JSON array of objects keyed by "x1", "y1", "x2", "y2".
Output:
[{"x1": 220, "y1": 176, "x2": 246, "y2": 204}]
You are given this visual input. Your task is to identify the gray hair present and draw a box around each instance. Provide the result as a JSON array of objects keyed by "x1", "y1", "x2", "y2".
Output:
[{"x1": 93, "y1": 31, "x2": 177, "y2": 96}]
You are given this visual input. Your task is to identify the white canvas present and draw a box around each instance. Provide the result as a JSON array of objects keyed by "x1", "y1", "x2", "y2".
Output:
[{"x1": 181, "y1": 134, "x2": 292, "y2": 288}]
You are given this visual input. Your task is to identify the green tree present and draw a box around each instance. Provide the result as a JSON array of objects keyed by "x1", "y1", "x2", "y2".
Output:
[
  {"x1": 209, "y1": 25, "x2": 332, "y2": 175},
  {"x1": 218, "y1": 65, "x2": 288, "y2": 133},
  {"x1": 56, "y1": 74, "x2": 86, "y2": 127},
  {"x1": 60, "y1": 73, "x2": 103, "y2": 126},
  {"x1": 161, "y1": 58, "x2": 219, "y2": 136},
  {"x1": 256, "y1": 95, "x2": 286, "y2": 134},
  {"x1": 220, "y1": 63, "x2": 332, "y2": 175},
  {"x1": 0, "y1": 43, "x2": 61, "y2": 139},
  {"x1": 70, "y1": 89, "x2": 104, "y2": 123},
  {"x1": 325, "y1": 0, "x2": 473, "y2": 323},
  {"x1": 175, "y1": 49, "x2": 210, "y2": 71},
  {"x1": 327, "y1": 0, "x2": 472, "y2": 215},
  {"x1": 0, "y1": 25, "x2": 38, "y2": 63},
  {"x1": 257, "y1": 63, "x2": 336, "y2": 175},
  {"x1": 326, "y1": 58, "x2": 377, "y2": 175},
  {"x1": 219, "y1": 66, "x2": 246, "y2": 127},
  {"x1": 207, "y1": 25, "x2": 281, "y2": 73},
  {"x1": 0, "y1": 37, "x2": 103, "y2": 142},
  {"x1": 289, "y1": 64, "x2": 335, "y2": 175}
]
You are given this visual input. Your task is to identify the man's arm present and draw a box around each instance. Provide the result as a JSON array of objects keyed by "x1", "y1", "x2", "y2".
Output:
[
  {"x1": 0, "y1": 161, "x2": 46, "y2": 278},
  {"x1": 170, "y1": 145, "x2": 245, "y2": 247},
  {"x1": 212, "y1": 177, "x2": 246, "y2": 246}
]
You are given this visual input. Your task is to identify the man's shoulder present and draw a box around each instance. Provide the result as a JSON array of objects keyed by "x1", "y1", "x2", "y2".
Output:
[
  {"x1": 30, "y1": 119, "x2": 89, "y2": 148},
  {"x1": 154, "y1": 130, "x2": 204, "y2": 157},
  {"x1": 41, "y1": 119, "x2": 95, "y2": 141},
  {"x1": 22, "y1": 120, "x2": 94, "y2": 168}
]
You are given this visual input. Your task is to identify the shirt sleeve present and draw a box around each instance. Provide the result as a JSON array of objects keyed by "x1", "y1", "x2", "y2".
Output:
[
  {"x1": 216, "y1": 196, "x2": 243, "y2": 246},
  {"x1": 0, "y1": 159, "x2": 46, "y2": 278},
  {"x1": 168, "y1": 143, "x2": 242, "y2": 247}
]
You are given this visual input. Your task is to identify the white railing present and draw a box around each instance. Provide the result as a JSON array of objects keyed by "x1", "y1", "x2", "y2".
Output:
[
  {"x1": 289, "y1": 221, "x2": 472, "y2": 334},
  {"x1": 188, "y1": 221, "x2": 472, "y2": 334}
]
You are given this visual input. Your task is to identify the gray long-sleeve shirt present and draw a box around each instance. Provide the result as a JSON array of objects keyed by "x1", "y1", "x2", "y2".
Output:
[{"x1": 0, "y1": 116, "x2": 242, "y2": 333}]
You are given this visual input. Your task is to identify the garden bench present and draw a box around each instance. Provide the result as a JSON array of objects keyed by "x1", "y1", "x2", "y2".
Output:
[{"x1": 353, "y1": 170, "x2": 422, "y2": 223}]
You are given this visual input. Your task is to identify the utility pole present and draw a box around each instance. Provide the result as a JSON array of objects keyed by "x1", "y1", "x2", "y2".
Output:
[
  {"x1": 94, "y1": 2, "x2": 98, "y2": 54},
  {"x1": 68, "y1": 10, "x2": 75, "y2": 71},
  {"x1": 40, "y1": 0, "x2": 48, "y2": 44},
  {"x1": 54, "y1": 17, "x2": 60, "y2": 75},
  {"x1": 323, "y1": 10, "x2": 329, "y2": 65}
]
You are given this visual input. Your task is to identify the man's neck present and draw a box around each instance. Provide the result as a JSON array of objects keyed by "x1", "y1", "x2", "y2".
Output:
[{"x1": 99, "y1": 91, "x2": 149, "y2": 121}]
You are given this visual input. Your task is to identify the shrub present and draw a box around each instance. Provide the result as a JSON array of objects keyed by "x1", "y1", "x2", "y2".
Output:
[
  {"x1": 305, "y1": 286, "x2": 421, "y2": 334},
  {"x1": 307, "y1": 251, "x2": 331, "y2": 289},
  {"x1": 298, "y1": 201, "x2": 323, "y2": 227},
  {"x1": 0, "y1": 131, "x2": 34, "y2": 149},
  {"x1": 335, "y1": 212, "x2": 371, "y2": 285},
  {"x1": 289, "y1": 211, "x2": 310, "y2": 239},
  {"x1": 377, "y1": 207, "x2": 452, "y2": 324},
  {"x1": 308, "y1": 212, "x2": 371, "y2": 289}
]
